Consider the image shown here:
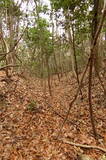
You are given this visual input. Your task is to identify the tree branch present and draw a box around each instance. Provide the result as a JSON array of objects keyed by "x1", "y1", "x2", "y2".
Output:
[
  {"x1": 0, "y1": 64, "x2": 20, "y2": 71},
  {"x1": 58, "y1": 138, "x2": 106, "y2": 153}
]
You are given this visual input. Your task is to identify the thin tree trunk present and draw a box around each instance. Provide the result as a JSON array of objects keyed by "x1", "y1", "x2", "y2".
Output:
[
  {"x1": 51, "y1": 10, "x2": 60, "y2": 81},
  {"x1": 72, "y1": 24, "x2": 83, "y2": 98},
  {"x1": 46, "y1": 56, "x2": 52, "y2": 96},
  {"x1": 92, "y1": 0, "x2": 102, "y2": 74},
  {"x1": 64, "y1": 10, "x2": 77, "y2": 78},
  {"x1": 88, "y1": 55, "x2": 97, "y2": 139}
]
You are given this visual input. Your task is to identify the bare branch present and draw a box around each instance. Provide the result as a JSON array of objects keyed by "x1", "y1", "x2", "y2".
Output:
[
  {"x1": 58, "y1": 138, "x2": 106, "y2": 153},
  {"x1": 0, "y1": 64, "x2": 20, "y2": 71}
]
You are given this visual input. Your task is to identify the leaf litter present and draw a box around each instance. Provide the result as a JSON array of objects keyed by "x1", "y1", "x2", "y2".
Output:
[{"x1": 0, "y1": 71, "x2": 106, "y2": 160}]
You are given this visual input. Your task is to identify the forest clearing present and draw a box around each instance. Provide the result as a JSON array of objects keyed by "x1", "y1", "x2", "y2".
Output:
[{"x1": 0, "y1": 0, "x2": 106, "y2": 159}]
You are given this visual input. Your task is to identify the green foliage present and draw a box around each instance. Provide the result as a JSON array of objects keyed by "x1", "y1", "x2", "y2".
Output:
[
  {"x1": 0, "y1": 0, "x2": 22, "y2": 17},
  {"x1": 0, "y1": 0, "x2": 105, "y2": 80},
  {"x1": 50, "y1": 0, "x2": 90, "y2": 11},
  {"x1": 0, "y1": 0, "x2": 12, "y2": 8},
  {"x1": 23, "y1": 16, "x2": 54, "y2": 77},
  {"x1": 25, "y1": 17, "x2": 53, "y2": 55},
  {"x1": 50, "y1": 0, "x2": 92, "y2": 46},
  {"x1": 42, "y1": 5, "x2": 49, "y2": 13},
  {"x1": 27, "y1": 100, "x2": 37, "y2": 112},
  {"x1": 36, "y1": 4, "x2": 49, "y2": 14}
]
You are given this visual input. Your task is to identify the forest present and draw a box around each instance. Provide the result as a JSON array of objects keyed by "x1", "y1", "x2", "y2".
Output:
[{"x1": 0, "y1": 0, "x2": 106, "y2": 159}]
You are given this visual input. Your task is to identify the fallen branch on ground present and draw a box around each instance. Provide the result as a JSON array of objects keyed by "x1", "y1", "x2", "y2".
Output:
[{"x1": 58, "y1": 138, "x2": 106, "y2": 153}]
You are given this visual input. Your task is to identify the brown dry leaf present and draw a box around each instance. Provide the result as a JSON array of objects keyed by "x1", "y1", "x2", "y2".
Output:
[{"x1": 0, "y1": 72, "x2": 105, "y2": 159}]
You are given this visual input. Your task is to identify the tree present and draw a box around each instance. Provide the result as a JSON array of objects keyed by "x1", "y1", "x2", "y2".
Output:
[{"x1": 0, "y1": 0, "x2": 23, "y2": 76}]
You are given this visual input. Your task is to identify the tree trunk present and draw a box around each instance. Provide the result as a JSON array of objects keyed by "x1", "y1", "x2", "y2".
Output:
[
  {"x1": 64, "y1": 10, "x2": 77, "y2": 78},
  {"x1": 92, "y1": 0, "x2": 102, "y2": 74},
  {"x1": 46, "y1": 56, "x2": 52, "y2": 96}
]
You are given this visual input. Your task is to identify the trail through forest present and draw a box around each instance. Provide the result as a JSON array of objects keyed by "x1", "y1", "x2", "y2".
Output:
[
  {"x1": 0, "y1": 71, "x2": 106, "y2": 160},
  {"x1": 0, "y1": 0, "x2": 106, "y2": 159}
]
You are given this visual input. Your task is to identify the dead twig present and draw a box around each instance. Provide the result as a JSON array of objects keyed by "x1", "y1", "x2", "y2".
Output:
[
  {"x1": 58, "y1": 138, "x2": 106, "y2": 153},
  {"x1": 0, "y1": 64, "x2": 20, "y2": 70}
]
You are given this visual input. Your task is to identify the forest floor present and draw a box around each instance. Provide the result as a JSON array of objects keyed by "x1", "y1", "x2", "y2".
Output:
[{"x1": 0, "y1": 71, "x2": 106, "y2": 160}]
